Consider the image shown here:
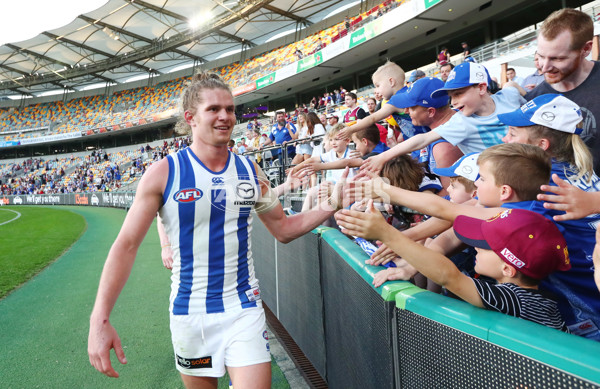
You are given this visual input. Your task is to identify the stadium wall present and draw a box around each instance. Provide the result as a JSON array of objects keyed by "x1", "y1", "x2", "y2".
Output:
[{"x1": 6, "y1": 195, "x2": 600, "y2": 387}]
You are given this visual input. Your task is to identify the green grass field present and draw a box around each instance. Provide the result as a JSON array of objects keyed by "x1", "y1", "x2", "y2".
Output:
[
  {"x1": 0, "y1": 206, "x2": 290, "y2": 389},
  {"x1": 0, "y1": 206, "x2": 86, "y2": 299}
]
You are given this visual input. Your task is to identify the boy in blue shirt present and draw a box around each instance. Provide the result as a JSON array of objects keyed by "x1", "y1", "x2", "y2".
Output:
[{"x1": 360, "y1": 62, "x2": 525, "y2": 173}]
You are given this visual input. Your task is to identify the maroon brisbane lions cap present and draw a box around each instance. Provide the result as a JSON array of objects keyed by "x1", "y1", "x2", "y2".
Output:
[{"x1": 454, "y1": 209, "x2": 571, "y2": 280}]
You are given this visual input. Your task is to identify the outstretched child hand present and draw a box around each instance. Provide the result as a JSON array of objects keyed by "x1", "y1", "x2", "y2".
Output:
[
  {"x1": 345, "y1": 171, "x2": 391, "y2": 204},
  {"x1": 372, "y1": 261, "x2": 418, "y2": 287},
  {"x1": 360, "y1": 153, "x2": 386, "y2": 175},
  {"x1": 367, "y1": 242, "x2": 397, "y2": 266},
  {"x1": 337, "y1": 126, "x2": 353, "y2": 141},
  {"x1": 538, "y1": 174, "x2": 600, "y2": 221},
  {"x1": 335, "y1": 199, "x2": 390, "y2": 241}
]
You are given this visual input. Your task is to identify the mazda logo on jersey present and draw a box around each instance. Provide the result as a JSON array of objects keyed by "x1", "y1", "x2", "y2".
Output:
[
  {"x1": 174, "y1": 188, "x2": 203, "y2": 203},
  {"x1": 236, "y1": 182, "x2": 255, "y2": 199}
]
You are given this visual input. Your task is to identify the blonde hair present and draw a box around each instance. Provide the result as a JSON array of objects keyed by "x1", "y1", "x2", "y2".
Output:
[
  {"x1": 175, "y1": 72, "x2": 232, "y2": 134},
  {"x1": 522, "y1": 125, "x2": 593, "y2": 182},
  {"x1": 372, "y1": 60, "x2": 405, "y2": 85},
  {"x1": 478, "y1": 143, "x2": 551, "y2": 201},
  {"x1": 328, "y1": 123, "x2": 347, "y2": 138},
  {"x1": 297, "y1": 112, "x2": 307, "y2": 126},
  {"x1": 540, "y1": 9, "x2": 593, "y2": 51}
]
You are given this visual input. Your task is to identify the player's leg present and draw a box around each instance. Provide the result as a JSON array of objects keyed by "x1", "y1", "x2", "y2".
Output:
[
  {"x1": 170, "y1": 313, "x2": 227, "y2": 387},
  {"x1": 224, "y1": 306, "x2": 271, "y2": 388},
  {"x1": 180, "y1": 374, "x2": 218, "y2": 389},
  {"x1": 228, "y1": 362, "x2": 271, "y2": 389}
]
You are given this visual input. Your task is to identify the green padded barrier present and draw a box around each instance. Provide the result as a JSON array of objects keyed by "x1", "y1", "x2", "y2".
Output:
[
  {"x1": 397, "y1": 289, "x2": 491, "y2": 339},
  {"x1": 396, "y1": 286, "x2": 600, "y2": 384},
  {"x1": 487, "y1": 316, "x2": 600, "y2": 384},
  {"x1": 312, "y1": 225, "x2": 334, "y2": 235},
  {"x1": 320, "y1": 228, "x2": 423, "y2": 301}
]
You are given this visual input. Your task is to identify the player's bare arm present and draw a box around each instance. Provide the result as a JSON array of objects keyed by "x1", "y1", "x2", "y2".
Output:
[{"x1": 88, "y1": 159, "x2": 168, "y2": 378}]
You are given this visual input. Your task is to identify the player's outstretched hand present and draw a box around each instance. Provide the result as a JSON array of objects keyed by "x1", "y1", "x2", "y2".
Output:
[
  {"x1": 538, "y1": 174, "x2": 600, "y2": 221},
  {"x1": 360, "y1": 154, "x2": 385, "y2": 175},
  {"x1": 286, "y1": 165, "x2": 313, "y2": 190},
  {"x1": 88, "y1": 320, "x2": 127, "y2": 378},
  {"x1": 335, "y1": 200, "x2": 388, "y2": 240}
]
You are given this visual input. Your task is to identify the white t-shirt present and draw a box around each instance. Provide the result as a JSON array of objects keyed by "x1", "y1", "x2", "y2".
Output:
[
  {"x1": 434, "y1": 87, "x2": 525, "y2": 155},
  {"x1": 320, "y1": 147, "x2": 355, "y2": 183},
  {"x1": 310, "y1": 123, "x2": 327, "y2": 157}
]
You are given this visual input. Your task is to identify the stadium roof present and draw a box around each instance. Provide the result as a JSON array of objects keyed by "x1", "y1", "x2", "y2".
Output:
[{"x1": 0, "y1": 0, "x2": 357, "y2": 97}]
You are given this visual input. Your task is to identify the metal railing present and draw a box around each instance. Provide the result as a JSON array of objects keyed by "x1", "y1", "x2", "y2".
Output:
[{"x1": 241, "y1": 134, "x2": 326, "y2": 186}]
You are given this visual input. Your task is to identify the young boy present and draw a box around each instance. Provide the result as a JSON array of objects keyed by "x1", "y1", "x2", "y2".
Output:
[
  {"x1": 360, "y1": 62, "x2": 526, "y2": 174},
  {"x1": 299, "y1": 124, "x2": 388, "y2": 175},
  {"x1": 337, "y1": 61, "x2": 428, "y2": 141},
  {"x1": 337, "y1": 204, "x2": 570, "y2": 331},
  {"x1": 296, "y1": 124, "x2": 351, "y2": 212},
  {"x1": 433, "y1": 152, "x2": 479, "y2": 204},
  {"x1": 293, "y1": 123, "x2": 352, "y2": 184}
]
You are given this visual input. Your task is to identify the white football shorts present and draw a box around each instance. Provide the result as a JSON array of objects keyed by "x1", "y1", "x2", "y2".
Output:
[{"x1": 170, "y1": 303, "x2": 271, "y2": 377}]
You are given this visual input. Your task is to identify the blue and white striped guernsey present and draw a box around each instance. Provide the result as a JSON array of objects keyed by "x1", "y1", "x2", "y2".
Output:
[{"x1": 159, "y1": 147, "x2": 261, "y2": 315}]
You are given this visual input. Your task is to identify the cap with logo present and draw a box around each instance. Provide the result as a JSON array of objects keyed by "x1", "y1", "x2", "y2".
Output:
[
  {"x1": 432, "y1": 152, "x2": 480, "y2": 181},
  {"x1": 431, "y1": 62, "x2": 492, "y2": 98},
  {"x1": 391, "y1": 77, "x2": 450, "y2": 109},
  {"x1": 497, "y1": 94, "x2": 583, "y2": 135},
  {"x1": 407, "y1": 69, "x2": 426, "y2": 83},
  {"x1": 454, "y1": 209, "x2": 571, "y2": 280}
]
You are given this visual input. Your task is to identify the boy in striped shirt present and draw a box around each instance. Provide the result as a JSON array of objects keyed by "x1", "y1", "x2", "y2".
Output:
[{"x1": 337, "y1": 205, "x2": 570, "y2": 331}]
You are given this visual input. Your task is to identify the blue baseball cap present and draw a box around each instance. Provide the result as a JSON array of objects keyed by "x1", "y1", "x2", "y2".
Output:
[
  {"x1": 407, "y1": 69, "x2": 426, "y2": 83},
  {"x1": 391, "y1": 77, "x2": 450, "y2": 109},
  {"x1": 431, "y1": 62, "x2": 492, "y2": 98},
  {"x1": 433, "y1": 152, "x2": 480, "y2": 181},
  {"x1": 497, "y1": 94, "x2": 583, "y2": 135}
]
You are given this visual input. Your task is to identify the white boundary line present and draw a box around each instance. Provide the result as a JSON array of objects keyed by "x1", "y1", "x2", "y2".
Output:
[{"x1": 0, "y1": 209, "x2": 21, "y2": 226}]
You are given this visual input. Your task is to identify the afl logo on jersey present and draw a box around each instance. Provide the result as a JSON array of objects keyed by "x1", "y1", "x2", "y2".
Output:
[{"x1": 174, "y1": 188, "x2": 203, "y2": 203}]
